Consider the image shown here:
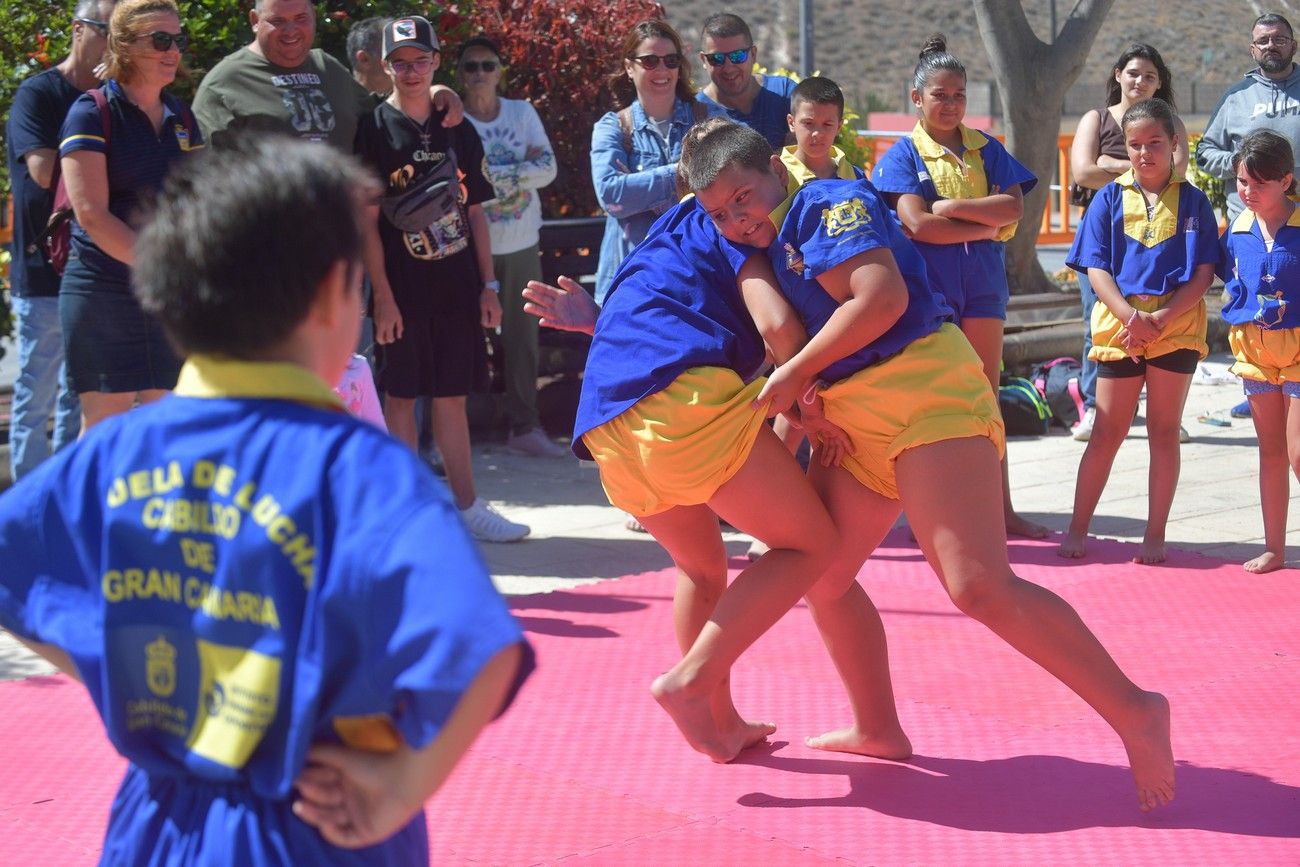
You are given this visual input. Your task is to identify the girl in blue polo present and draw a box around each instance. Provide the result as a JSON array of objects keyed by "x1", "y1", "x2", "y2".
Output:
[
  {"x1": 1219, "y1": 130, "x2": 1300, "y2": 574},
  {"x1": 685, "y1": 117, "x2": 1175, "y2": 812},
  {"x1": 873, "y1": 34, "x2": 1045, "y2": 539},
  {"x1": 1062, "y1": 98, "x2": 1220, "y2": 564}
]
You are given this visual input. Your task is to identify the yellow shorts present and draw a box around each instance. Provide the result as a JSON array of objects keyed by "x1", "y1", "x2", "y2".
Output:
[
  {"x1": 1229, "y1": 323, "x2": 1300, "y2": 384},
  {"x1": 1089, "y1": 294, "x2": 1207, "y2": 363},
  {"x1": 582, "y1": 367, "x2": 768, "y2": 517},
  {"x1": 820, "y1": 323, "x2": 1005, "y2": 500}
]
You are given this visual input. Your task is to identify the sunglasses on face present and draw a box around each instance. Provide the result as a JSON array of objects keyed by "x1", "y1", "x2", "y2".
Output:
[
  {"x1": 703, "y1": 47, "x2": 752, "y2": 67},
  {"x1": 461, "y1": 60, "x2": 498, "y2": 74},
  {"x1": 74, "y1": 17, "x2": 108, "y2": 35},
  {"x1": 138, "y1": 31, "x2": 188, "y2": 51},
  {"x1": 390, "y1": 57, "x2": 435, "y2": 75},
  {"x1": 631, "y1": 53, "x2": 682, "y2": 70}
]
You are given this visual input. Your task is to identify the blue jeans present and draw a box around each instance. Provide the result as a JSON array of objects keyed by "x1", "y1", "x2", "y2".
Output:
[
  {"x1": 10, "y1": 295, "x2": 80, "y2": 481},
  {"x1": 1077, "y1": 270, "x2": 1099, "y2": 410}
]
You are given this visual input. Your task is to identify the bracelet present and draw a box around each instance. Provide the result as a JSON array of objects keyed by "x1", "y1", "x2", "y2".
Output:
[
  {"x1": 1125, "y1": 309, "x2": 1139, "y2": 328},
  {"x1": 483, "y1": 280, "x2": 501, "y2": 293}
]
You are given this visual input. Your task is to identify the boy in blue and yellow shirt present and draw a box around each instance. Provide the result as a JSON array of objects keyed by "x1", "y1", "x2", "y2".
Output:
[
  {"x1": 0, "y1": 136, "x2": 532, "y2": 865},
  {"x1": 684, "y1": 117, "x2": 1176, "y2": 813},
  {"x1": 779, "y1": 76, "x2": 865, "y2": 192}
]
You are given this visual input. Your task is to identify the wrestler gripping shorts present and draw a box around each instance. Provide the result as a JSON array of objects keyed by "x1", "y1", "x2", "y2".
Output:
[
  {"x1": 583, "y1": 366, "x2": 768, "y2": 517},
  {"x1": 820, "y1": 323, "x2": 1005, "y2": 500}
]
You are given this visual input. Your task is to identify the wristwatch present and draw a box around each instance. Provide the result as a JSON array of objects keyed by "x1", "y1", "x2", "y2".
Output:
[{"x1": 483, "y1": 280, "x2": 501, "y2": 293}]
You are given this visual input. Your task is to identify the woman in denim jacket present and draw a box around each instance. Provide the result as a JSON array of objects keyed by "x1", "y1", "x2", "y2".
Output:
[{"x1": 591, "y1": 20, "x2": 719, "y2": 304}]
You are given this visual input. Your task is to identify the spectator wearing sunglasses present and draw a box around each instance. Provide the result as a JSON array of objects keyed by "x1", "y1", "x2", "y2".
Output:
[
  {"x1": 694, "y1": 13, "x2": 795, "y2": 152},
  {"x1": 591, "y1": 19, "x2": 721, "y2": 305},
  {"x1": 458, "y1": 36, "x2": 567, "y2": 458},
  {"x1": 3, "y1": 0, "x2": 116, "y2": 478},
  {"x1": 56, "y1": 0, "x2": 202, "y2": 430}
]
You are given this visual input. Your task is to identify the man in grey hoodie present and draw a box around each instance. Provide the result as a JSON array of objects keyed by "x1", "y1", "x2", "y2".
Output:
[{"x1": 1197, "y1": 12, "x2": 1300, "y2": 220}]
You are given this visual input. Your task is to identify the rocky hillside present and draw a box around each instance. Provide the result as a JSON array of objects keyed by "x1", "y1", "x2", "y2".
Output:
[{"x1": 661, "y1": 0, "x2": 1263, "y2": 120}]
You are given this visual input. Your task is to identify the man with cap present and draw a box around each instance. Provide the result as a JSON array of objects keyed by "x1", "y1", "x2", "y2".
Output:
[
  {"x1": 353, "y1": 17, "x2": 531, "y2": 544},
  {"x1": 193, "y1": 0, "x2": 460, "y2": 151}
]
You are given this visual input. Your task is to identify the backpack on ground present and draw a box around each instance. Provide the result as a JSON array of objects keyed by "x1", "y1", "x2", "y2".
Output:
[
  {"x1": 1030, "y1": 356, "x2": 1086, "y2": 430},
  {"x1": 998, "y1": 374, "x2": 1052, "y2": 436}
]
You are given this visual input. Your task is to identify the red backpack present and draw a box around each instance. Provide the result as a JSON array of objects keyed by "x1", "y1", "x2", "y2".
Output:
[{"x1": 41, "y1": 86, "x2": 110, "y2": 276}]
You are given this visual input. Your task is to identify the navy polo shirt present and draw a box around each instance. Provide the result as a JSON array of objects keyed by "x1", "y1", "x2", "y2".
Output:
[
  {"x1": 4, "y1": 67, "x2": 82, "y2": 297},
  {"x1": 58, "y1": 81, "x2": 203, "y2": 287}
]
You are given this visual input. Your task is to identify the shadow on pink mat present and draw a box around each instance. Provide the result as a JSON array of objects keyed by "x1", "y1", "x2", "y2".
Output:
[{"x1": 734, "y1": 745, "x2": 1300, "y2": 836}]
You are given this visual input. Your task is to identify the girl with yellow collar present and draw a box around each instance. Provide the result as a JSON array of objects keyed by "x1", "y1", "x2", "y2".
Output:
[
  {"x1": 1060, "y1": 98, "x2": 1220, "y2": 564},
  {"x1": 874, "y1": 34, "x2": 1045, "y2": 540},
  {"x1": 1219, "y1": 130, "x2": 1300, "y2": 574}
]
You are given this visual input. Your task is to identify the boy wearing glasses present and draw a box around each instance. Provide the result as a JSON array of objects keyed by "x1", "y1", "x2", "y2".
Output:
[
  {"x1": 353, "y1": 17, "x2": 531, "y2": 543},
  {"x1": 1197, "y1": 12, "x2": 1300, "y2": 220},
  {"x1": 695, "y1": 13, "x2": 795, "y2": 151}
]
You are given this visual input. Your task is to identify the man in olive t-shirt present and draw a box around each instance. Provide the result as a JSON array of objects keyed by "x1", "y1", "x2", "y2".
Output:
[{"x1": 193, "y1": 0, "x2": 459, "y2": 150}]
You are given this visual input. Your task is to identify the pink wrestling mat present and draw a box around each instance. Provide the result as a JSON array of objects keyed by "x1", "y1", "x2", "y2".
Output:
[{"x1": 2, "y1": 534, "x2": 1298, "y2": 864}]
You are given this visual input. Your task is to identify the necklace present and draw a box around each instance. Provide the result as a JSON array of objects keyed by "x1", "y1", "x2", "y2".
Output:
[{"x1": 390, "y1": 100, "x2": 433, "y2": 149}]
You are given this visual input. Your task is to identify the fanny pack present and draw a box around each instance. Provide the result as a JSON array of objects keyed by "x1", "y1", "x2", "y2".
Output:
[{"x1": 379, "y1": 149, "x2": 460, "y2": 232}]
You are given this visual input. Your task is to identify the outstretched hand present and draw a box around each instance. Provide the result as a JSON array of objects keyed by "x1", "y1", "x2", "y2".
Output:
[
  {"x1": 292, "y1": 743, "x2": 421, "y2": 850},
  {"x1": 522, "y1": 276, "x2": 598, "y2": 335}
]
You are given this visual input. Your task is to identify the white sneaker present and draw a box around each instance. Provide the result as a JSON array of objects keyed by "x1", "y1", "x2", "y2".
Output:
[
  {"x1": 1071, "y1": 407, "x2": 1096, "y2": 442},
  {"x1": 460, "y1": 499, "x2": 530, "y2": 543},
  {"x1": 506, "y1": 427, "x2": 569, "y2": 458}
]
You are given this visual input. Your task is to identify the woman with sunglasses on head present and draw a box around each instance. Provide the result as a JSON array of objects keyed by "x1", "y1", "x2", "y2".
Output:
[
  {"x1": 591, "y1": 19, "x2": 722, "y2": 306},
  {"x1": 57, "y1": 0, "x2": 201, "y2": 431},
  {"x1": 457, "y1": 36, "x2": 567, "y2": 458}
]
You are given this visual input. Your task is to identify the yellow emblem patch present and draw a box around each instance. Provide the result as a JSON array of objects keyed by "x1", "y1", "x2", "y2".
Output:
[
  {"x1": 146, "y1": 635, "x2": 177, "y2": 698},
  {"x1": 822, "y1": 197, "x2": 871, "y2": 237}
]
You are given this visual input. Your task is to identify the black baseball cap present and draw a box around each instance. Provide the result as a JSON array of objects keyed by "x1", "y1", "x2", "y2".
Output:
[{"x1": 383, "y1": 16, "x2": 439, "y2": 59}]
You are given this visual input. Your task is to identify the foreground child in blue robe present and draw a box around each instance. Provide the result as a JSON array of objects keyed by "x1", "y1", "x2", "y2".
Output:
[
  {"x1": 681, "y1": 117, "x2": 1175, "y2": 812},
  {"x1": 0, "y1": 137, "x2": 532, "y2": 865}
]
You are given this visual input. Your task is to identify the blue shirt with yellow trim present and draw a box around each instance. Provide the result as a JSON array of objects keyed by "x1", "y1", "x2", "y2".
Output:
[
  {"x1": 58, "y1": 80, "x2": 203, "y2": 287},
  {"x1": 0, "y1": 356, "x2": 532, "y2": 866},
  {"x1": 872, "y1": 123, "x2": 1036, "y2": 320},
  {"x1": 1067, "y1": 171, "x2": 1222, "y2": 298},
  {"x1": 780, "y1": 145, "x2": 865, "y2": 195},
  {"x1": 1220, "y1": 205, "x2": 1300, "y2": 329},
  {"x1": 744, "y1": 178, "x2": 949, "y2": 382},
  {"x1": 574, "y1": 198, "x2": 765, "y2": 459}
]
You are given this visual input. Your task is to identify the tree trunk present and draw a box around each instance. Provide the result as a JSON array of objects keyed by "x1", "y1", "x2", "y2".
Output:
[{"x1": 971, "y1": 0, "x2": 1116, "y2": 294}]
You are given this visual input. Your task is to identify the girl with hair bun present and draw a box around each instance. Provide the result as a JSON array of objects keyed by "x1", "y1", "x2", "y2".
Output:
[
  {"x1": 1218, "y1": 129, "x2": 1300, "y2": 573},
  {"x1": 873, "y1": 34, "x2": 1045, "y2": 539}
]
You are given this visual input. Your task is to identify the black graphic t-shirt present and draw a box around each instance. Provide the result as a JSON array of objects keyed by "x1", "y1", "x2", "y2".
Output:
[{"x1": 354, "y1": 101, "x2": 493, "y2": 315}]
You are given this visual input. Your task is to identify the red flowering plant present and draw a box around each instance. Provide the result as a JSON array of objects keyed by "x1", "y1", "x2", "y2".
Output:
[{"x1": 463, "y1": 0, "x2": 666, "y2": 217}]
